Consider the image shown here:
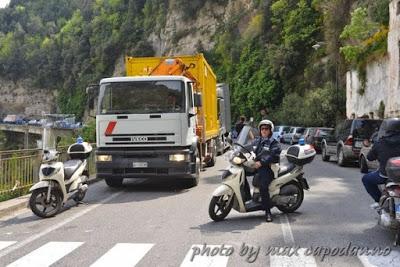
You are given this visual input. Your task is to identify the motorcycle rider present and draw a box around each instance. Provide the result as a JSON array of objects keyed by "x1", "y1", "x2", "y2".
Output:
[
  {"x1": 362, "y1": 118, "x2": 400, "y2": 209},
  {"x1": 251, "y1": 120, "x2": 281, "y2": 222}
]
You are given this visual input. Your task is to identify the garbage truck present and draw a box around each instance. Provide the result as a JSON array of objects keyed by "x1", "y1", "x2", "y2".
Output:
[{"x1": 91, "y1": 54, "x2": 227, "y2": 187}]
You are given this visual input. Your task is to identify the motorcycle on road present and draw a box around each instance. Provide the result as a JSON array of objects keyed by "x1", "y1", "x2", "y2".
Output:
[
  {"x1": 209, "y1": 126, "x2": 316, "y2": 221},
  {"x1": 29, "y1": 137, "x2": 92, "y2": 218},
  {"x1": 376, "y1": 157, "x2": 400, "y2": 246}
]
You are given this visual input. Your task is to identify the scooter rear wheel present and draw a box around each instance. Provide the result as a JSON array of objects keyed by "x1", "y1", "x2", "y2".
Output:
[
  {"x1": 276, "y1": 182, "x2": 304, "y2": 213},
  {"x1": 209, "y1": 194, "x2": 234, "y2": 222},
  {"x1": 29, "y1": 187, "x2": 62, "y2": 218}
]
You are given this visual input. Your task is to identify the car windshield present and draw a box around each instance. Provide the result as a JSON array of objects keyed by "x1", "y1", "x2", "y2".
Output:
[
  {"x1": 352, "y1": 120, "x2": 382, "y2": 139},
  {"x1": 99, "y1": 80, "x2": 185, "y2": 114},
  {"x1": 318, "y1": 128, "x2": 333, "y2": 137}
]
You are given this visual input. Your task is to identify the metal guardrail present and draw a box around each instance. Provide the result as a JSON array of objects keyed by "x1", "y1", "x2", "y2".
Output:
[{"x1": 0, "y1": 145, "x2": 96, "y2": 199}]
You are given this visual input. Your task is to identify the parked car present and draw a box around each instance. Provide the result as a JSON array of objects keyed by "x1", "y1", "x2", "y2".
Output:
[
  {"x1": 359, "y1": 132, "x2": 379, "y2": 173},
  {"x1": 273, "y1": 125, "x2": 291, "y2": 142},
  {"x1": 321, "y1": 118, "x2": 382, "y2": 166},
  {"x1": 306, "y1": 127, "x2": 334, "y2": 153},
  {"x1": 302, "y1": 127, "x2": 316, "y2": 143},
  {"x1": 282, "y1": 127, "x2": 305, "y2": 144}
]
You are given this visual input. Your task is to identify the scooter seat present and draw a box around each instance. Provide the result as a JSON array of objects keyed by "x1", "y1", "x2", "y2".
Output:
[
  {"x1": 64, "y1": 160, "x2": 83, "y2": 180},
  {"x1": 278, "y1": 162, "x2": 296, "y2": 177}
]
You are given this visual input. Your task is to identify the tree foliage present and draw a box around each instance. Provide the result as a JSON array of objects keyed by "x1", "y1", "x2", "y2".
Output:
[{"x1": 0, "y1": 0, "x2": 391, "y2": 127}]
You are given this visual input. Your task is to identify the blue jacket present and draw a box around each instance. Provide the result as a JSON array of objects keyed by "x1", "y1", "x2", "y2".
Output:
[
  {"x1": 367, "y1": 134, "x2": 400, "y2": 176},
  {"x1": 251, "y1": 136, "x2": 281, "y2": 168}
]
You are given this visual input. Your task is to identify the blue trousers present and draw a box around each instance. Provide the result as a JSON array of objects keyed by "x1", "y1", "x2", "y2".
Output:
[
  {"x1": 258, "y1": 167, "x2": 274, "y2": 211},
  {"x1": 361, "y1": 170, "x2": 386, "y2": 202}
]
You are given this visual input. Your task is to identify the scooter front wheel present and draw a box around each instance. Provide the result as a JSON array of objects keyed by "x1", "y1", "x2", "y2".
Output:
[
  {"x1": 29, "y1": 187, "x2": 62, "y2": 218},
  {"x1": 209, "y1": 194, "x2": 234, "y2": 222}
]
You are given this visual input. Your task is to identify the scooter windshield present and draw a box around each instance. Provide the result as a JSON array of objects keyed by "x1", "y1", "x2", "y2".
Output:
[{"x1": 235, "y1": 125, "x2": 259, "y2": 148}]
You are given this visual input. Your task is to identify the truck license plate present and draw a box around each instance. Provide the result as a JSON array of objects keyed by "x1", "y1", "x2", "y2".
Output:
[
  {"x1": 132, "y1": 162, "x2": 148, "y2": 168},
  {"x1": 395, "y1": 198, "x2": 400, "y2": 220}
]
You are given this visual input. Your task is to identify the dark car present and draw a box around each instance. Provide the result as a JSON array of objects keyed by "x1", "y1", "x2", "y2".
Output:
[
  {"x1": 321, "y1": 118, "x2": 382, "y2": 166},
  {"x1": 306, "y1": 127, "x2": 334, "y2": 153}
]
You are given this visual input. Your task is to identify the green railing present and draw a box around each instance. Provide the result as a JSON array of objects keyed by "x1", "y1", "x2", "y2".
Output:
[{"x1": 0, "y1": 145, "x2": 96, "y2": 201}]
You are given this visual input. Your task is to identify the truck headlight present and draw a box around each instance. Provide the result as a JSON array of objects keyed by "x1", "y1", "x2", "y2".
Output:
[
  {"x1": 169, "y1": 154, "x2": 186, "y2": 161},
  {"x1": 96, "y1": 155, "x2": 112, "y2": 161}
]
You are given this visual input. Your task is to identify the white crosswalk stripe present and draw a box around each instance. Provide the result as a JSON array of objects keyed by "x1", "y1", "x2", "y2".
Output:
[
  {"x1": 6, "y1": 242, "x2": 83, "y2": 267},
  {"x1": 0, "y1": 241, "x2": 17, "y2": 251},
  {"x1": 180, "y1": 244, "x2": 232, "y2": 267},
  {"x1": 269, "y1": 248, "x2": 317, "y2": 267},
  {"x1": 358, "y1": 249, "x2": 400, "y2": 267},
  {"x1": 89, "y1": 243, "x2": 154, "y2": 267}
]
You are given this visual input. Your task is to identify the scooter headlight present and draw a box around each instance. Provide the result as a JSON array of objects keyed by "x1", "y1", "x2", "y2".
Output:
[
  {"x1": 42, "y1": 167, "x2": 55, "y2": 176},
  {"x1": 232, "y1": 156, "x2": 245, "y2": 165}
]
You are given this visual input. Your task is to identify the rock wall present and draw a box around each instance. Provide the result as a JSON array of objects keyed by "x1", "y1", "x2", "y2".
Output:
[
  {"x1": 147, "y1": 0, "x2": 255, "y2": 56},
  {"x1": 346, "y1": 57, "x2": 389, "y2": 118},
  {"x1": 0, "y1": 79, "x2": 57, "y2": 118},
  {"x1": 346, "y1": 0, "x2": 400, "y2": 118}
]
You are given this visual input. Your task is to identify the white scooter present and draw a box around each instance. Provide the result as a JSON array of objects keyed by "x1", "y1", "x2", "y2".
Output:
[
  {"x1": 29, "y1": 137, "x2": 92, "y2": 218},
  {"x1": 209, "y1": 126, "x2": 316, "y2": 221}
]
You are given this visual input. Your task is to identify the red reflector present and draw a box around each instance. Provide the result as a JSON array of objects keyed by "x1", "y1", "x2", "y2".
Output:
[
  {"x1": 105, "y1": 121, "x2": 117, "y2": 136},
  {"x1": 390, "y1": 159, "x2": 400, "y2": 166},
  {"x1": 344, "y1": 135, "x2": 353, "y2": 146}
]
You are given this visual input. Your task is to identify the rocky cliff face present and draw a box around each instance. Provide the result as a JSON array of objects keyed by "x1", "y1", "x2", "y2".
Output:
[
  {"x1": 2, "y1": 0, "x2": 256, "y2": 116},
  {"x1": 0, "y1": 79, "x2": 57, "y2": 118}
]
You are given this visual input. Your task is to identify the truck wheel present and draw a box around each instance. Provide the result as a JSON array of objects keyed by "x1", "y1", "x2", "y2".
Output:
[
  {"x1": 187, "y1": 149, "x2": 200, "y2": 187},
  {"x1": 205, "y1": 141, "x2": 217, "y2": 167},
  {"x1": 217, "y1": 136, "x2": 224, "y2": 156},
  {"x1": 321, "y1": 145, "x2": 330, "y2": 161},
  {"x1": 105, "y1": 178, "x2": 123, "y2": 187}
]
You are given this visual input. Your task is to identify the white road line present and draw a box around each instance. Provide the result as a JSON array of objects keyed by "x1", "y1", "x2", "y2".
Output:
[
  {"x1": 89, "y1": 243, "x2": 154, "y2": 267},
  {"x1": 0, "y1": 191, "x2": 123, "y2": 259},
  {"x1": 180, "y1": 244, "x2": 231, "y2": 267},
  {"x1": 7, "y1": 241, "x2": 83, "y2": 267},
  {"x1": 0, "y1": 241, "x2": 16, "y2": 251},
  {"x1": 270, "y1": 248, "x2": 317, "y2": 267},
  {"x1": 279, "y1": 214, "x2": 295, "y2": 245},
  {"x1": 358, "y1": 250, "x2": 400, "y2": 267}
]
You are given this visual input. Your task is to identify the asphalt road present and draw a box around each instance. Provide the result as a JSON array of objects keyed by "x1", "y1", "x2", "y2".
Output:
[{"x1": 0, "y1": 147, "x2": 399, "y2": 267}]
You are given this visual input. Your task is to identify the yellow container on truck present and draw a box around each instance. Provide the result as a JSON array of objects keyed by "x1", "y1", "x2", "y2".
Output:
[{"x1": 125, "y1": 54, "x2": 219, "y2": 143}]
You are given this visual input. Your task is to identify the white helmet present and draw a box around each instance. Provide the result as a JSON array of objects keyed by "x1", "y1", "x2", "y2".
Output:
[{"x1": 258, "y1": 119, "x2": 274, "y2": 132}]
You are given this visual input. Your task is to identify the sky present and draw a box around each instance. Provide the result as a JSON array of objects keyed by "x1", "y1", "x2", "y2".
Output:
[{"x1": 0, "y1": 0, "x2": 10, "y2": 8}]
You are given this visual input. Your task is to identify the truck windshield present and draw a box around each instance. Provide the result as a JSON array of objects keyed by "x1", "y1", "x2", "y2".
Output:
[{"x1": 99, "y1": 81, "x2": 185, "y2": 114}]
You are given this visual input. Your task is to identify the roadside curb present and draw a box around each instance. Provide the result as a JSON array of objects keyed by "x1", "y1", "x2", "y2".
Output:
[{"x1": 0, "y1": 176, "x2": 102, "y2": 219}]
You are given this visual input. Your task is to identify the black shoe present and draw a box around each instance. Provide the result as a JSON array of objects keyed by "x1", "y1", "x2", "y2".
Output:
[{"x1": 265, "y1": 212, "x2": 273, "y2": 222}]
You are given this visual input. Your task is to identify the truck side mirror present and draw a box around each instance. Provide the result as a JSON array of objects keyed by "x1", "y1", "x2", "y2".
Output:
[
  {"x1": 194, "y1": 93, "x2": 202, "y2": 107},
  {"x1": 86, "y1": 84, "x2": 99, "y2": 118}
]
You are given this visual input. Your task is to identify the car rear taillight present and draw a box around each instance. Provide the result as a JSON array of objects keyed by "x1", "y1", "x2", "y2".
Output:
[{"x1": 344, "y1": 135, "x2": 353, "y2": 146}]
